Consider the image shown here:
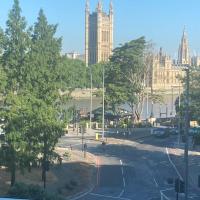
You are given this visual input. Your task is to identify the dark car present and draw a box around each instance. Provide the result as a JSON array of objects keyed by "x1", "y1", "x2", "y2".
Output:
[
  {"x1": 153, "y1": 127, "x2": 170, "y2": 138},
  {"x1": 169, "y1": 127, "x2": 179, "y2": 135}
]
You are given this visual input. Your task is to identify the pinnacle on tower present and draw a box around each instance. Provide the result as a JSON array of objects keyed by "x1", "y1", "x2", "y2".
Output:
[
  {"x1": 178, "y1": 27, "x2": 190, "y2": 65},
  {"x1": 97, "y1": 0, "x2": 103, "y2": 12},
  {"x1": 85, "y1": 0, "x2": 89, "y2": 13},
  {"x1": 109, "y1": 0, "x2": 113, "y2": 13}
]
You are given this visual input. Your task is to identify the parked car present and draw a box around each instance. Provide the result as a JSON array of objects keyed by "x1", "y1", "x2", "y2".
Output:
[
  {"x1": 189, "y1": 127, "x2": 200, "y2": 136},
  {"x1": 169, "y1": 127, "x2": 179, "y2": 135},
  {"x1": 152, "y1": 127, "x2": 170, "y2": 138}
]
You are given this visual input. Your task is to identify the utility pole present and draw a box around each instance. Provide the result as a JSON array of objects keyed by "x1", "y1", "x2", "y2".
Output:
[
  {"x1": 90, "y1": 65, "x2": 93, "y2": 129},
  {"x1": 178, "y1": 84, "x2": 181, "y2": 145},
  {"x1": 146, "y1": 90, "x2": 149, "y2": 119},
  {"x1": 184, "y1": 67, "x2": 189, "y2": 200},
  {"x1": 171, "y1": 86, "x2": 174, "y2": 115},
  {"x1": 102, "y1": 65, "x2": 105, "y2": 140},
  {"x1": 150, "y1": 85, "x2": 154, "y2": 118}
]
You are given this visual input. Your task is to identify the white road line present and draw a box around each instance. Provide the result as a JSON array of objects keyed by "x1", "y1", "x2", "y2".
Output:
[
  {"x1": 160, "y1": 191, "x2": 171, "y2": 200},
  {"x1": 123, "y1": 177, "x2": 126, "y2": 187},
  {"x1": 118, "y1": 189, "x2": 125, "y2": 198},
  {"x1": 90, "y1": 192, "x2": 131, "y2": 200},
  {"x1": 70, "y1": 186, "x2": 94, "y2": 200},
  {"x1": 119, "y1": 160, "x2": 126, "y2": 197},
  {"x1": 121, "y1": 167, "x2": 124, "y2": 175},
  {"x1": 166, "y1": 147, "x2": 183, "y2": 180},
  {"x1": 153, "y1": 177, "x2": 158, "y2": 187}
]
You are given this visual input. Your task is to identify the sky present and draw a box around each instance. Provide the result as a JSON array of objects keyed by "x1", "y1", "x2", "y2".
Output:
[{"x1": 1, "y1": 0, "x2": 200, "y2": 57}]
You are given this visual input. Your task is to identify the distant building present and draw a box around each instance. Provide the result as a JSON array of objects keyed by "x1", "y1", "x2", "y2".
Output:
[
  {"x1": 85, "y1": 0, "x2": 113, "y2": 65},
  {"x1": 178, "y1": 28, "x2": 190, "y2": 65},
  {"x1": 65, "y1": 52, "x2": 85, "y2": 61},
  {"x1": 147, "y1": 28, "x2": 192, "y2": 92},
  {"x1": 191, "y1": 56, "x2": 200, "y2": 66},
  {"x1": 148, "y1": 47, "x2": 184, "y2": 91}
]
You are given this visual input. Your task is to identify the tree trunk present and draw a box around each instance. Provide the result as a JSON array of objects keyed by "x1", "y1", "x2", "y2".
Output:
[
  {"x1": 10, "y1": 163, "x2": 16, "y2": 187},
  {"x1": 131, "y1": 104, "x2": 135, "y2": 125},
  {"x1": 42, "y1": 165, "x2": 46, "y2": 189},
  {"x1": 42, "y1": 136, "x2": 47, "y2": 189},
  {"x1": 28, "y1": 162, "x2": 31, "y2": 173}
]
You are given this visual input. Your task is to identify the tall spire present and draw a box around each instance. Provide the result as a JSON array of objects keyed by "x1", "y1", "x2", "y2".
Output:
[
  {"x1": 85, "y1": 0, "x2": 89, "y2": 13},
  {"x1": 178, "y1": 27, "x2": 190, "y2": 65},
  {"x1": 109, "y1": 0, "x2": 113, "y2": 14},
  {"x1": 97, "y1": 0, "x2": 103, "y2": 12}
]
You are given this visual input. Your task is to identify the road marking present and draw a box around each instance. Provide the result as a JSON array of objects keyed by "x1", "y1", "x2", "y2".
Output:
[
  {"x1": 123, "y1": 177, "x2": 126, "y2": 188},
  {"x1": 70, "y1": 186, "x2": 94, "y2": 200},
  {"x1": 96, "y1": 156, "x2": 100, "y2": 186},
  {"x1": 153, "y1": 177, "x2": 158, "y2": 187},
  {"x1": 118, "y1": 189, "x2": 125, "y2": 198},
  {"x1": 119, "y1": 160, "x2": 126, "y2": 197},
  {"x1": 166, "y1": 147, "x2": 183, "y2": 181},
  {"x1": 90, "y1": 192, "x2": 131, "y2": 200}
]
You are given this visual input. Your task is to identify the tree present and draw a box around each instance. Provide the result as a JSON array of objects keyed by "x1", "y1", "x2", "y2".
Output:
[
  {"x1": 0, "y1": 3, "x2": 66, "y2": 188},
  {"x1": 0, "y1": 0, "x2": 31, "y2": 186},
  {"x1": 105, "y1": 37, "x2": 147, "y2": 122},
  {"x1": 27, "y1": 9, "x2": 65, "y2": 188}
]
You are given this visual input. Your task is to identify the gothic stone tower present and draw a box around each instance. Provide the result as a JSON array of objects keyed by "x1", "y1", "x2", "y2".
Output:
[
  {"x1": 85, "y1": 1, "x2": 113, "y2": 66},
  {"x1": 178, "y1": 28, "x2": 190, "y2": 65}
]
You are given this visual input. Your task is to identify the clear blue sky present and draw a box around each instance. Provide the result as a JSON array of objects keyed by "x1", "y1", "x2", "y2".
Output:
[{"x1": 1, "y1": 0, "x2": 200, "y2": 57}]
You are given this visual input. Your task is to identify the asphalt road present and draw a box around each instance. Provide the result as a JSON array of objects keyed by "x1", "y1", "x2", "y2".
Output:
[{"x1": 58, "y1": 133, "x2": 200, "y2": 200}]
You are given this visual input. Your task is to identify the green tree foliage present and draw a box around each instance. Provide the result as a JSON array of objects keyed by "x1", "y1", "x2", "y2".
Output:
[
  {"x1": 0, "y1": 28, "x2": 7, "y2": 93},
  {"x1": 2, "y1": 0, "x2": 30, "y2": 92},
  {"x1": 105, "y1": 37, "x2": 147, "y2": 121},
  {"x1": 0, "y1": 0, "x2": 31, "y2": 186},
  {"x1": 27, "y1": 9, "x2": 65, "y2": 188},
  {"x1": 0, "y1": 2, "x2": 65, "y2": 188},
  {"x1": 58, "y1": 56, "x2": 88, "y2": 90},
  {"x1": 88, "y1": 63, "x2": 104, "y2": 88},
  {"x1": 27, "y1": 9, "x2": 62, "y2": 102},
  {"x1": 186, "y1": 67, "x2": 200, "y2": 122}
]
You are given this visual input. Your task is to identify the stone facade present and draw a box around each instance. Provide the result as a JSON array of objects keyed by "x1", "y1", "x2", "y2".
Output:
[
  {"x1": 85, "y1": 1, "x2": 113, "y2": 65},
  {"x1": 147, "y1": 29, "x2": 192, "y2": 92},
  {"x1": 148, "y1": 48, "x2": 184, "y2": 91},
  {"x1": 65, "y1": 52, "x2": 85, "y2": 61},
  {"x1": 178, "y1": 28, "x2": 190, "y2": 65}
]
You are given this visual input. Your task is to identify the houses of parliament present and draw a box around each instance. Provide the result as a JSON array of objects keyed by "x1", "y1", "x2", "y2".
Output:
[{"x1": 84, "y1": 1, "x2": 197, "y2": 92}]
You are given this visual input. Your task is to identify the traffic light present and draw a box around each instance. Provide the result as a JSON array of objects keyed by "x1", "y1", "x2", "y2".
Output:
[{"x1": 175, "y1": 178, "x2": 185, "y2": 193}]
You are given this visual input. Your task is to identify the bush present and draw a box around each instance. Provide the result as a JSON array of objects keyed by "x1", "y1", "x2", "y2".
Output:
[
  {"x1": 134, "y1": 122, "x2": 152, "y2": 128},
  {"x1": 8, "y1": 182, "x2": 29, "y2": 199},
  {"x1": 8, "y1": 182, "x2": 65, "y2": 200}
]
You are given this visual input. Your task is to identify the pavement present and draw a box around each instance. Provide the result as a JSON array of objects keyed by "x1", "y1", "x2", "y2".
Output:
[{"x1": 57, "y1": 128, "x2": 200, "y2": 200}]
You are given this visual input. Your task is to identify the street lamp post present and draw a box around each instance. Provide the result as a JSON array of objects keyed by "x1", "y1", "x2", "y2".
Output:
[
  {"x1": 90, "y1": 65, "x2": 93, "y2": 129},
  {"x1": 146, "y1": 90, "x2": 149, "y2": 119},
  {"x1": 102, "y1": 65, "x2": 105, "y2": 140},
  {"x1": 171, "y1": 86, "x2": 174, "y2": 115},
  {"x1": 178, "y1": 84, "x2": 181, "y2": 145},
  {"x1": 184, "y1": 67, "x2": 189, "y2": 200}
]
